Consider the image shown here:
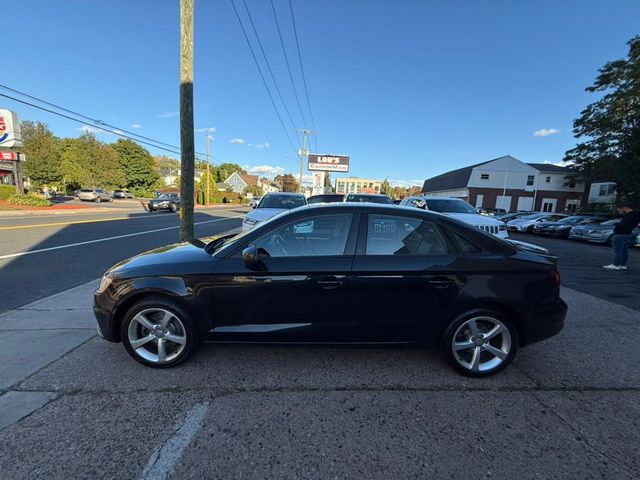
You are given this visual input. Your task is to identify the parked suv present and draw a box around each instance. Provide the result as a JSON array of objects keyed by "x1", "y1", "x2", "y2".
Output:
[
  {"x1": 113, "y1": 189, "x2": 134, "y2": 199},
  {"x1": 400, "y1": 196, "x2": 508, "y2": 239},
  {"x1": 76, "y1": 188, "x2": 112, "y2": 202}
]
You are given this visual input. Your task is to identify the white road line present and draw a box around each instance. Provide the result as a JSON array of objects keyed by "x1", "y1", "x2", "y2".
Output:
[
  {"x1": 139, "y1": 402, "x2": 209, "y2": 480},
  {"x1": 0, "y1": 215, "x2": 244, "y2": 261}
]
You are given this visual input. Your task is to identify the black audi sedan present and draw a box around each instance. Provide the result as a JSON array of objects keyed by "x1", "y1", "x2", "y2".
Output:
[{"x1": 94, "y1": 204, "x2": 567, "y2": 377}]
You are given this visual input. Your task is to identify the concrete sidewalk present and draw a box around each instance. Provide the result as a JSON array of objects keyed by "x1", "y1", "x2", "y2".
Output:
[{"x1": 0, "y1": 280, "x2": 98, "y2": 429}]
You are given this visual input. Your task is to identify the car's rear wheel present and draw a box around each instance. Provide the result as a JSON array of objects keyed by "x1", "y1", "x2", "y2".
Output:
[
  {"x1": 170, "y1": 203, "x2": 178, "y2": 213},
  {"x1": 96, "y1": 197, "x2": 101, "y2": 203},
  {"x1": 442, "y1": 309, "x2": 518, "y2": 377},
  {"x1": 121, "y1": 298, "x2": 201, "y2": 368}
]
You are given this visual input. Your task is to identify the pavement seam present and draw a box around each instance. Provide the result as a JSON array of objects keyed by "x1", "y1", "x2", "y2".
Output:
[
  {"x1": 8, "y1": 333, "x2": 97, "y2": 391},
  {"x1": 532, "y1": 391, "x2": 640, "y2": 479},
  {"x1": 0, "y1": 391, "x2": 61, "y2": 433}
]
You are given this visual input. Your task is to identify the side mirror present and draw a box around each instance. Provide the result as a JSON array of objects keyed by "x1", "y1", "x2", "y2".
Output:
[
  {"x1": 252, "y1": 203, "x2": 257, "y2": 209},
  {"x1": 242, "y1": 245, "x2": 259, "y2": 267}
]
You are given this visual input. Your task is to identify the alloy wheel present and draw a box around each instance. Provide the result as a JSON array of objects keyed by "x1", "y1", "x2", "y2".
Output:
[
  {"x1": 127, "y1": 308, "x2": 187, "y2": 364},
  {"x1": 451, "y1": 316, "x2": 512, "y2": 373}
]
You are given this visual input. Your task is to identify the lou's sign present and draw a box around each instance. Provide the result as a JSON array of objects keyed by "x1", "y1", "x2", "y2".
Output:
[
  {"x1": 308, "y1": 153, "x2": 350, "y2": 172},
  {"x1": 0, "y1": 109, "x2": 22, "y2": 148}
]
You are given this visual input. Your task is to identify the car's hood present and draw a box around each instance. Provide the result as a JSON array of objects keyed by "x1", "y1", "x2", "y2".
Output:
[
  {"x1": 573, "y1": 223, "x2": 611, "y2": 232},
  {"x1": 443, "y1": 213, "x2": 503, "y2": 226},
  {"x1": 246, "y1": 208, "x2": 287, "y2": 223},
  {"x1": 108, "y1": 241, "x2": 216, "y2": 278}
]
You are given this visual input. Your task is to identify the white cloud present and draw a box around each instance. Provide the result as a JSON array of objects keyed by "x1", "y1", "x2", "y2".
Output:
[
  {"x1": 245, "y1": 164, "x2": 285, "y2": 176},
  {"x1": 157, "y1": 112, "x2": 179, "y2": 119},
  {"x1": 533, "y1": 128, "x2": 560, "y2": 137},
  {"x1": 131, "y1": 124, "x2": 141, "y2": 129},
  {"x1": 230, "y1": 138, "x2": 245, "y2": 144},
  {"x1": 254, "y1": 142, "x2": 270, "y2": 150},
  {"x1": 195, "y1": 126, "x2": 216, "y2": 133},
  {"x1": 78, "y1": 125, "x2": 102, "y2": 134}
]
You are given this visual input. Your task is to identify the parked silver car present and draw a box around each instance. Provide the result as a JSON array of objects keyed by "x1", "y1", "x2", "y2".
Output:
[
  {"x1": 569, "y1": 219, "x2": 620, "y2": 244},
  {"x1": 76, "y1": 188, "x2": 112, "y2": 202}
]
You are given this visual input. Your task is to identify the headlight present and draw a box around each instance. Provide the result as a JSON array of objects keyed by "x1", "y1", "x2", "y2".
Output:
[
  {"x1": 244, "y1": 217, "x2": 258, "y2": 225},
  {"x1": 96, "y1": 274, "x2": 113, "y2": 294}
]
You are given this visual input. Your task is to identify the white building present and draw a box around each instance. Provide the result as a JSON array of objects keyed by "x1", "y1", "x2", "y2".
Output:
[{"x1": 422, "y1": 155, "x2": 586, "y2": 213}]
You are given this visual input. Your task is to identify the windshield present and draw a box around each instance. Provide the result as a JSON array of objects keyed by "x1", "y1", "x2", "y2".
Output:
[
  {"x1": 158, "y1": 194, "x2": 176, "y2": 200},
  {"x1": 258, "y1": 195, "x2": 306, "y2": 209},
  {"x1": 424, "y1": 199, "x2": 478, "y2": 214},
  {"x1": 345, "y1": 194, "x2": 392, "y2": 204},
  {"x1": 601, "y1": 219, "x2": 620, "y2": 227},
  {"x1": 308, "y1": 195, "x2": 344, "y2": 204}
]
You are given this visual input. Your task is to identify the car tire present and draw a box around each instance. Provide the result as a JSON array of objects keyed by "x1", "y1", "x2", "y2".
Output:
[
  {"x1": 526, "y1": 226, "x2": 534, "y2": 233},
  {"x1": 170, "y1": 203, "x2": 178, "y2": 213},
  {"x1": 442, "y1": 308, "x2": 519, "y2": 377},
  {"x1": 96, "y1": 197, "x2": 101, "y2": 203},
  {"x1": 149, "y1": 208, "x2": 155, "y2": 212},
  {"x1": 120, "y1": 297, "x2": 201, "y2": 368}
]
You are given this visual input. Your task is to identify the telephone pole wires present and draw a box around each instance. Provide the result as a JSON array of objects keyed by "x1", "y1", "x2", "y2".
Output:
[{"x1": 179, "y1": 0, "x2": 195, "y2": 242}]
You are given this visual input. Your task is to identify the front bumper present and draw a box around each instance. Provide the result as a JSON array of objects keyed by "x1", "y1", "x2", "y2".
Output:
[{"x1": 94, "y1": 292, "x2": 119, "y2": 343}]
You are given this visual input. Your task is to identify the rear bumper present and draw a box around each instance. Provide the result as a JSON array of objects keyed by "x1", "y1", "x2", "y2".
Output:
[{"x1": 523, "y1": 297, "x2": 567, "y2": 346}]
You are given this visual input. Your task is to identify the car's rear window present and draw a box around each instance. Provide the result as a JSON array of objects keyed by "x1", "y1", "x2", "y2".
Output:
[{"x1": 259, "y1": 195, "x2": 306, "y2": 209}]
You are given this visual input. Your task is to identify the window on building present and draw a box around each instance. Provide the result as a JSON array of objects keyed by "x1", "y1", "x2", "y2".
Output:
[
  {"x1": 546, "y1": 176, "x2": 551, "y2": 183},
  {"x1": 599, "y1": 184, "x2": 615, "y2": 196},
  {"x1": 480, "y1": 174, "x2": 489, "y2": 180},
  {"x1": 527, "y1": 175, "x2": 535, "y2": 186}
]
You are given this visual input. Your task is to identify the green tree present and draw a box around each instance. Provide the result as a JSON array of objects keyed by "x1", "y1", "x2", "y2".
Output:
[
  {"x1": 19, "y1": 121, "x2": 62, "y2": 187},
  {"x1": 214, "y1": 162, "x2": 245, "y2": 182},
  {"x1": 380, "y1": 178, "x2": 393, "y2": 196},
  {"x1": 60, "y1": 133, "x2": 124, "y2": 188},
  {"x1": 564, "y1": 35, "x2": 640, "y2": 203},
  {"x1": 275, "y1": 173, "x2": 299, "y2": 192},
  {"x1": 197, "y1": 169, "x2": 217, "y2": 204},
  {"x1": 154, "y1": 155, "x2": 181, "y2": 171},
  {"x1": 244, "y1": 184, "x2": 263, "y2": 196},
  {"x1": 111, "y1": 139, "x2": 159, "y2": 193}
]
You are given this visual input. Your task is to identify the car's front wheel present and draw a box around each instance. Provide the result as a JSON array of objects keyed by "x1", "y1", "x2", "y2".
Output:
[
  {"x1": 170, "y1": 203, "x2": 178, "y2": 213},
  {"x1": 442, "y1": 309, "x2": 518, "y2": 377},
  {"x1": 121, "y1": 297, "x2": 201, "y2": 368}
]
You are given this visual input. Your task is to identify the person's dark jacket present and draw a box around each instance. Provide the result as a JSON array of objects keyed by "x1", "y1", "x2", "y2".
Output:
[{"x1": 614, "y1": 210, "x2": 640, "y2": 234}]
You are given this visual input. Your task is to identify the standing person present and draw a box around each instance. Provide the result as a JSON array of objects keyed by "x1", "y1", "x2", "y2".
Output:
[{"x1": 603, "y1": 202, "x2": 640, "y2": 270}]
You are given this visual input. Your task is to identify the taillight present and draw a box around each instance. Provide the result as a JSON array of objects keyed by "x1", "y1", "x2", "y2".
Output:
[{"x1": 550, "y1": 269, "x2": 561, "y2": 286}]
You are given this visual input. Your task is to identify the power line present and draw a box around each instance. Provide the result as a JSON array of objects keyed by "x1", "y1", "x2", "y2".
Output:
[
  {"x1": 0, "y1": 90, "x2": 223, "y2": 164},
  {"x1": 229, "y1": 0, "x2": 298, "y2": 154},
  {"x1": 241, "y1": 0, "x2": 300, "y2": 143},
  {"x1": 288, "y1": 0, "x2": 318, "y2": 152},
  {"x1": 270, "y1": 0, "x2": 308, "y2": 129},
  {"x1": 0, "y1": 83, "x2": 183, "y2": 152}
]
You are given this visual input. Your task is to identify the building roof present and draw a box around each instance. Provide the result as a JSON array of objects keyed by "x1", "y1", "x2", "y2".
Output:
[
  {"x1": 422, "y1": 156, "x2": 574, "y2": 193},
  {"x1": 421, "y1": 160, "x2": 492, "y2": 193},
  {"x1": 527, "y1": 163, "x2": 572, "y2": 173},
  {"x1": 239, "y1": 173, "x2": 260, "y2": 186}
]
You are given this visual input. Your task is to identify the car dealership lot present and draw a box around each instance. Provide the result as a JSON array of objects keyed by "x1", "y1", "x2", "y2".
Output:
[{"x1": 0, "y1": 230, "x2": 639, "y2": 478}]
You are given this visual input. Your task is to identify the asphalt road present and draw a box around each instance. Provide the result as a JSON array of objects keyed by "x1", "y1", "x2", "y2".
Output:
[
  {"x1": 510, "y1": 232, "x2": 640, "y2": 311},
  {"x1": 0, "y1": 207, "x2": 247, "y2": 313}
]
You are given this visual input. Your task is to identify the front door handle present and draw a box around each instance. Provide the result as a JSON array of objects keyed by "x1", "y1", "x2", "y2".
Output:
[{"x1": 318, "y1": 275, "x2": 345, "y2": 289}]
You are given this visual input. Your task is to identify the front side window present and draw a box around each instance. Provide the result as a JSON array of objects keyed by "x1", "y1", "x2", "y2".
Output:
[
  {"x1": 252, "y1": 214, "x2": 353, "y2": 257},
  {"x1": 366, "y1": 214, "x2": 447, "y2": 256}
]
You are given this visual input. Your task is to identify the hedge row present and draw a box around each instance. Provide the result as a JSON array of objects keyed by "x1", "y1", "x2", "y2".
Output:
[
  {"x1": 0, "y1": 185, "x2": 15, "y2": 200},
  {"x1": 7, "y1": 193, "x2": 52, "y2": 207}
]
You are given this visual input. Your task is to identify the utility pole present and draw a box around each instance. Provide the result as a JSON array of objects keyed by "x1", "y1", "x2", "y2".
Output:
[
  {"x1": 179, "y1": 0, "x2": 195, "y2": 242},
  {"x1": 205, "y1": 134, "x2": 211, "y2": 207},
  {"x1": 297, "y1": 129, "x2": 313, "y2": 193}
]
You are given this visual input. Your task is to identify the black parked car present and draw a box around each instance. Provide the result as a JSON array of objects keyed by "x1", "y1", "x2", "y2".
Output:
[
  {"x1": 148, "y1": 193, "x2": 180, "y2": 212},
  {"x1": 94, "y1": 204, "x2": 566, "y2": 377},
  {"x1": 307, "y1": 194, "x2": 345, "y2": 204},
  {"x1": 533, "y1": 215, "x2": 608, "y2": 238}
]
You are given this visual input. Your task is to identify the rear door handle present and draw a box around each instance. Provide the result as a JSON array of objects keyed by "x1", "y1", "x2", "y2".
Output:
[{"x1": 428, "y1": 277, "x2": 455, "y2": 288}]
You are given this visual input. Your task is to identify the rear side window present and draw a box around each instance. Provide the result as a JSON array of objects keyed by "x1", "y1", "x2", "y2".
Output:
[
  {"x1": 366, "y1": 214, "x2": 447, "y2": 256},
  {"x1": 446, "y1": 230, "x2": 482, "y2": 254}
]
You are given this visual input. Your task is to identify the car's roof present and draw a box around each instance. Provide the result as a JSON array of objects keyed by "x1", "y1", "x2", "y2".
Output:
[
  {"x1": 346, "y1": 193, "x2": 388, "y2": 197},
  {"x1": 297, "y1": 202, "x2": 445, "y2": 216}
]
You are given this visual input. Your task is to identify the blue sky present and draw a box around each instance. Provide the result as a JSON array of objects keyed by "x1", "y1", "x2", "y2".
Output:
[{"x1": 3, "y1": 0, "x2": 639, "y2": 186}]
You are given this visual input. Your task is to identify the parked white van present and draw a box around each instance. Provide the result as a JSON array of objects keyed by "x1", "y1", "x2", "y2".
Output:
[{"x1": 399, "y1": 196, "x2": 508, "y2": 239}]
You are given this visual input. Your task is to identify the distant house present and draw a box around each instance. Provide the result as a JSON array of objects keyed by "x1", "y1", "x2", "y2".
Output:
[
  {"x1": 421, "y1": 155, "x2": 586, "y2": 213},
  {"x1": 159, "y1": 167, "x2": 203, "y2": 186},
  {"x1": 222, "y1": 172, "x2": 279, "y2": 195}
]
